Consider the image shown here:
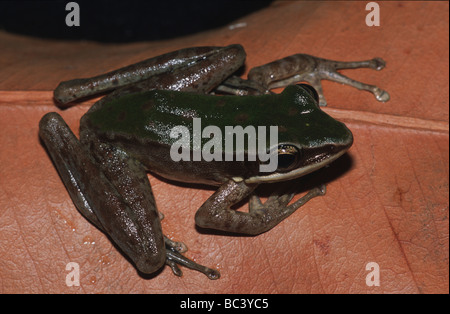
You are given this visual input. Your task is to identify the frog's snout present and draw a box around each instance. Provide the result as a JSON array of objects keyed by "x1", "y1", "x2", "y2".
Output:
[{"x1": 342, "y1": 125, "x2": 354, "y2": 151}]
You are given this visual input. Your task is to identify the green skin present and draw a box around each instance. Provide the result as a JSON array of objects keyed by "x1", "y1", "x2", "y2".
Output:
[
  {"x1": 84, "y1": 85, "x2": 353, "y2": 185},
  {"x1": 39, "y1": 44, "x2": 386, "y2": 279}
]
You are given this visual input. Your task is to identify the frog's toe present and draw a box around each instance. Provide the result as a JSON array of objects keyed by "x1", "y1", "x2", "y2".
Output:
[
  {"x1": 318, "y1": 99, "x2": 328, "y2": 107},
  {"x1": 375, "y1": 88, "x2": 390, "y2": 102},
  {"x1": 372, "y1": 57, "x2": 386, "y2": 70},
  {"x1": 165, "y1": 247, "x2": 220, "y2": 280},
  {"x1": 165, "y1": 236, "x2": 188, "y2": 253},
  {"x1": 166, "y1": 259, "x2": 183, "y2": 277}
]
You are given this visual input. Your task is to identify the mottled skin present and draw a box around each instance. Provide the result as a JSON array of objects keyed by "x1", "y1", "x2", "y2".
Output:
[
  {"x1": 247, "y1": 54, "x2": 390, "y2": 106},
  {"x1": 39, "y1": 44, "x2": 387, "y2": 278}
]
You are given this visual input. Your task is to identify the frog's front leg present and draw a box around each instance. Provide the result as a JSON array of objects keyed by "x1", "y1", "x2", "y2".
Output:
[
  {"x1": 195, "y1": 180, "x2": 325, "y2": 235},
  {"x1": 247, "y1": 54, "x2": 390, "y2": 106},
  {"x1": 39, "y1": 112, "x2": 219, "y2": 279}
]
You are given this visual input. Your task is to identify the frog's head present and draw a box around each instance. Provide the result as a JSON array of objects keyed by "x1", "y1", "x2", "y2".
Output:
[{"x1": 245, "y1": 84, "x2": 353, "y2": 184}]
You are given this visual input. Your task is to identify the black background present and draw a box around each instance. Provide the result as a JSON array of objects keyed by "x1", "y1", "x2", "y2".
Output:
[{"x1": 0, "y1": 0, "x2": 273, "y2": 42}]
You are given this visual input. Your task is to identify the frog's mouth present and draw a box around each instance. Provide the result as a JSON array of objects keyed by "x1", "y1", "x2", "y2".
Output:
[{"x1": 244, "y1": 145, "x2": 349, "y2": 184}]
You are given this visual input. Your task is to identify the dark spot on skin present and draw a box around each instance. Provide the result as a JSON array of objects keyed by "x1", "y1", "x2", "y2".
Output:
[
  {"x1": 288, "y1": 107, "x2": 299, "y2": 116},
  {"x1": 235, "y1": 113, "x2": 249, "y2": 123},
  {"x1": 166, "y1": 93, "x2": 176, "y2": 101},
  {"x1": 141, "y1": 99, "x2": 155, "y2": 111},
  {"x1": 118, "y1": 111, "x2": 126, "y2": 122},
  {"x1": 216, "y1": 99, "x2": 226, "y2": 107}
]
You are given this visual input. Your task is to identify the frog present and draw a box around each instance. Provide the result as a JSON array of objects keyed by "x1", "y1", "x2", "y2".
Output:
[{"x1": 39, "y1": 44, "x2": 389, "y2": 279}]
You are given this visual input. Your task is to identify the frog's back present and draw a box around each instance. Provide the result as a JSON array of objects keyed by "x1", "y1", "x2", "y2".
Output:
[
  {"x1": 81, "y1": 90, "x2": 282, "y2": 185},
  {"x1": 82, "y1": 89, "x2": 284, "y2": 146},
  {"x1": 79, "y1": 86, "x2": 329, "y2": 185}
]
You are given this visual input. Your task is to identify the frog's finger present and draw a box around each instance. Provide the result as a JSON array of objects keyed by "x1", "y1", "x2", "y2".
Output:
[
  {"x1": 265, "y1": 191, "x2": 295, "y2": 208},
  {"x1": 279, "y1": 185, "x2": 326, "y2": 217}
]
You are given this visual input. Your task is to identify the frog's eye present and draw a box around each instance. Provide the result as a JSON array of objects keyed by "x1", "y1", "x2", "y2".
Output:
[
  {"x1": 297, "y1": 84, "x2": 319, "y2": 104},
  {"x1": 276, "y1": 144, "x2": 301, "y2": 173}
]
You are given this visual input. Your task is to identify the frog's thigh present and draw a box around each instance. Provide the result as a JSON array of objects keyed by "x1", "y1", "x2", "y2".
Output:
[{"x1": 39, "y1": 112, "x2": 105, "y2": 230}]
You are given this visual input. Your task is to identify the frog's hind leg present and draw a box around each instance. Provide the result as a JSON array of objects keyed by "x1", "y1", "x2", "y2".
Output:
[
  {"x1": 317, "y1": 66, "x2": 390, "y2": 103},
  {"x1": 248, "y1": 54, "x2": 390, "y2": 106},
  {"x1": 81, "y1": 134, "x2": 220, "y2": 279},
  {"x1": 39, "y1": 112, "x2": 219, "y2": 279},
  {"x1": 39, "y1": 112, "x2": 166, "y2": 274},
  {"x1": 40, "y1": 113, "x2": 103, "y2": 230},
  {"x1": 53, "y1": 46, "x2": 226, "y2": 104},
  {"x1": 54, "y1": 44, "x2": 246, "y2": 107}
]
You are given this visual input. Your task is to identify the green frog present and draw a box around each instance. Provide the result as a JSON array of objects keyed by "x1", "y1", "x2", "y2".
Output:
[{"x1": 39, "y1": 44, "x2": 388, "y2": 279}]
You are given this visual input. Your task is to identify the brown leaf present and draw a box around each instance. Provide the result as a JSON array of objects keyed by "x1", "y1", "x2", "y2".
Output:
[{"x1": 0, "y1": 1, "x2": 448, "y2": 294}]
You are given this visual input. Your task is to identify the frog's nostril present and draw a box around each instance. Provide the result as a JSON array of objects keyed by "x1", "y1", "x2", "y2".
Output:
[{"x1": 346, "y1": 129, "x2": 354, "y2": 148}]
